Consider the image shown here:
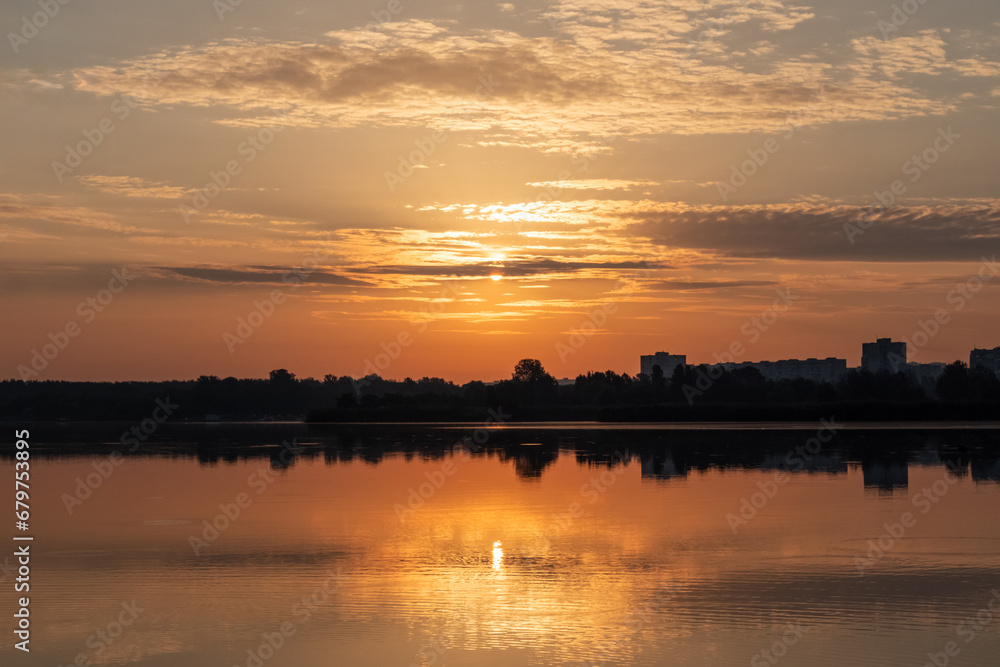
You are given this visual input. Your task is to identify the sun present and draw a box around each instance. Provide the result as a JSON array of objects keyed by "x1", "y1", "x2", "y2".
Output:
[{"x1": 490, "y1": 274, "x2": 503, "y2": 282}]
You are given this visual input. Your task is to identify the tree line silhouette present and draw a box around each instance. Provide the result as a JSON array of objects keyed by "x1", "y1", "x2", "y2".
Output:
[{"x1": 1, "y1": 358, "x2": 998, "y2": 422}]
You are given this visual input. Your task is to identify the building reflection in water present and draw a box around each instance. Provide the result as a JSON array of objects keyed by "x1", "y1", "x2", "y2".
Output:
[
  {"x1": 861, "y1": 456, "x2": 909, "y2": 495},
  {"x1": 13, "y1": 423, "x2": 1000, "y2": 494},
  {"x1": 641, "y1": 453, "x2": 684, "y2": 480},
  {"x1": 972, "y1": 457, "x2": 1000, "y2": 483}
]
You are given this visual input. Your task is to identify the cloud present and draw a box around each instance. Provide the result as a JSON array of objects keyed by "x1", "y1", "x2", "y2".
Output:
[
  {"x1": 852, "y1": 31, "x2": 1000, "y2": 80},
  {"x1": 543, "y1": 0, "x2": 816, "y2": 37},
  {"x1": 61, "y1": 11, "x2": 991, "y2": 151},
  {"x1": 78, "y1": 175, "x2": 189, "y2": 199},
  {"x1": 525, "y1": 179, "x2": 660, "y2": 191},
  {"x1": 628, "y1": 202, "x2": 1000, "y2": 262},
  {"x1": 648, "y1": 279, "x2": 779, "y2": 291},
  {"x1": 0, "y1": 194, "x2": 137, "y2": 234},
  {"x1": 154, "y1": 266, "x2": 370, "y2": 286},
  {"x1": 350, "y1": 258, "x2": 658, "y2": 278},
  {"x1": 0, "y1": 226, "x2": 57, "y2": 246},
  {"x1": 851, "y1": 32, "x2": 949, "y2": 79},
  {"x1": 425, "y1": 197, "x2": 1000, "y2": 262}
]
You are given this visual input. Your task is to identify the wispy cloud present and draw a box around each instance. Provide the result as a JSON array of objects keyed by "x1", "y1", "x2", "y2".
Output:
[
  {"x1": 524, "y1": 179, "x2": 660, "y2": 191},
  {"x1": 0, "y1": 194, "x2": 137, "y2": 234},
  {"x1": 78, "y1": 175, "x2": 189, "y2": 199},
  {"x1": 350, "y1": 258, "x2": 659, "y2": 278},
  {"x1": 59, "y1": 14, "x2": 999, "y2": 152}
]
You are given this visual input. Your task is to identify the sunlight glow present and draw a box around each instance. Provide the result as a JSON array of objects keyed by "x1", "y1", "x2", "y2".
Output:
[{"x1": 492, "y1": 540, "x2": 503, "y2": 570}]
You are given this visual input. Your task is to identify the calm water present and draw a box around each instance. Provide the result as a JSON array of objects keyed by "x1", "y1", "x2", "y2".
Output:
[{"x1": 4, "y1": 422, "x2": 1000, "y2": 666}]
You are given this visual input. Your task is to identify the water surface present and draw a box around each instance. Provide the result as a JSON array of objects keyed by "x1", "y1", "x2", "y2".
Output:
[{"x1": 3, "y1": 422, "x2": 1000, "y2": 666}]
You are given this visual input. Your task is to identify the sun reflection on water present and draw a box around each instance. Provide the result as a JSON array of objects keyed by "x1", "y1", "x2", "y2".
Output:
[{"x1": 492, "y1": 540, "x2": 503, "y2": 570}]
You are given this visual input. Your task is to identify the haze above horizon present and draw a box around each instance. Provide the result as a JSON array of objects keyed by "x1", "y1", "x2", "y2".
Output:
[{"x1": 3, "y1": 0, "x2": 1000, "y2": 383}]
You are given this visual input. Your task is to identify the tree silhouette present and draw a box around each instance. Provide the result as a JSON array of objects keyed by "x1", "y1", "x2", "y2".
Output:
[
  {"x1": 269, "y1": 369, "x2": 297, "y2": 384},
  {"x1": 509, "y1": 358, "x2": 557, "y2": 407},
  {"x1": 937, "y1": 361, "x2": 971, "y2": 401},
  {"x1": 969, "y1": 366, "x2": 1000, "y2": 400},
  {"x1": 512, "y1": 359, "x2": 554, "y2": 384},
  {"x1": 267, "y1": 368, "x2": 299, "y2": 414}
]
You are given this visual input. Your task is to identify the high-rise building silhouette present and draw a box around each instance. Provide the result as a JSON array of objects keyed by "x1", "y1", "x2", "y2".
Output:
[
  {"x1": 861, "y1": 338, "x2": 907, "y2": 373},
  {"x1": 640, "y1": 352, "x2": 686, "y2": 378},
  {"x1": 970, "y1": 347, "x2": 1000, "y2": 376},
  {"x1": 727, "y1": 357, "x2": 848, "y2": 383}
]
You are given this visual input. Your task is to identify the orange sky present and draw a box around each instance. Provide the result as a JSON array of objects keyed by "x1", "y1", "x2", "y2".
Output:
[{"x1": 2, "y1": 0, "x2": 999, "y2": 381}]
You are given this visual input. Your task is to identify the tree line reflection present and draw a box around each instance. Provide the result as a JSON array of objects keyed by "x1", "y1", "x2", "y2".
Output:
[{"x1": 12, "y1": 423, "x2": 1000, "y2": 492}]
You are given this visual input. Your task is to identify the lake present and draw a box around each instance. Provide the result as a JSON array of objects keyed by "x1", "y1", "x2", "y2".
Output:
[{"x1": 3, "y1": 421, "x2": 1000, "y2": 666}]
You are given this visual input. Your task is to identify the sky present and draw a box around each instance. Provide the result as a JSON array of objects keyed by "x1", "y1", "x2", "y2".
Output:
[{"x1": 2, "y1": 0, "x2": 999, "y2": 382}]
